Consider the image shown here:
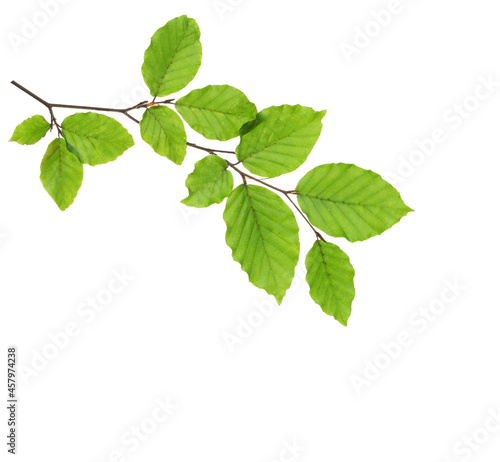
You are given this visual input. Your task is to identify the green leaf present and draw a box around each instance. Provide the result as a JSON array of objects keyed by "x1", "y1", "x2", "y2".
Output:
[
  {"x1": 40, "y1": 138, "x2": 84, "y2": 211},
  {"x1": 236, "y1": 104, "x2": 326, "y2": 177},
  {"x1": 61, "y1": 112, "x2": 134, "y2": 166},
  {"x1": 140, "y1": 106, "x2": 187, "y2": 165},
  {"x1": 182, "y1": 155, "x2": 233, "y2": 207},
  {"x1": 223, "y1": 184, "x2": 299, "y2": 304},
  {"x1": 305, "y1": 241, "x2": 355, "y2": 326},
  {"x1": 175, "y1": 85, "x2": 257, "y2": 141},
  {"x1": 296, "y1": 163, "x2": 413, "y2": 242},
  {"x1": 10, "y1": 115, "x2": 50, "y2": 145},
  {"x1": 142, "y1": 15, "x2": 202, "y2": 98}
]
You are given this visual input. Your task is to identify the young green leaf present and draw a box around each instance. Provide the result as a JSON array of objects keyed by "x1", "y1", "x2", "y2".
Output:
[
  {"x1": 223, "y1": 184, "x2": 300, "y2": 304},
  {"x1": 10, "y1": 115, "x2": 50, "y2": 145},
  {"x1": 175, "y1": 85, "x2": 257, "y2": 141},
  {"x1": 61, "y1": 112, "x2": 134, "y2": 166},
  {"x1": 296, "y1": 163, "x2": 413, "y2": 242},
  {"x1": 305, "y1": 241, "x2": 355, "y2": 326},
  {"x1": 40, "y1": 138, "x2": 84, "y2": 211},
  {"x1": 182, "y1": 155, "x2": 233, "y2": 207},
  {"x1": 142, "y1": 15, "x2": 202, "y2": 97},
  {"x1": 140, "y1": 106, "x2": 187, "y2": 165},
  {"x1": 236, "y1": 105, "x2": 326, "y2": 177}
]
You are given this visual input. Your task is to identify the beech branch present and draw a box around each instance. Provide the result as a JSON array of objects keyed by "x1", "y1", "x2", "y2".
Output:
[{"x1": 11, "y1": 80, "x2": 325, "y2": 241}]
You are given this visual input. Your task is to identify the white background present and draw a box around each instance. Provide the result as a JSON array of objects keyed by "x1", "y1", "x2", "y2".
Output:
[{"x1": 1, "y1": 1, "x2": 500, "y2": 461}]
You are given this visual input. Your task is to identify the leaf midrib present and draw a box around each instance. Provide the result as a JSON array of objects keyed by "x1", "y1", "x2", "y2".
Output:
[
  {"x1": 154, "y1": 26, "x2": 192, "y2": 98},
  {"x1": 176, "y1": 102, "x2": 250, "y2": 118},
  {"x1": 62, "y1": 126, "x2": 122, "y2": 146},
  {"x1": 243, "y1": 186, "x2": 279, "y2": 289},
  {"x1": 297, "y1": 192, "x2": 408, "y2": 211}
]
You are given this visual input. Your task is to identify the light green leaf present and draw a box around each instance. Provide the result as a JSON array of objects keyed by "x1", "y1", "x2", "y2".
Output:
[
  {"x1": 40, "y1": 138, "x2": 83, "y2": 211},
  {"x1": 296, "y1": 163, "x2": 413, "y2": 242},
  {"x1": 223, "y1": 184, "x2": 299, "y2": 304},
  {"x1": 305, "y1": 241, "x2": 355, "y2": 326},
  {"x1": 140, "y1": 106, "x2": 187, "y2": 165},
  {"x1": 182, "y1": 155, "x2": 233, "y2": 207},
  {"x1": 175, "y1": 85, "x2": 257, "y2": 141},
  {"x1": 10, "y1": 115, "x2": 50, "y2": 145},
  {"x1": 142, "y1": 15, "x2": 202, "y2": 98},
  {"x1": 61, "y1": 112, "x2": 134, "y2": 166},
  {"x1": 236, "y1": 104, "x2": 326, "y2": 177}
]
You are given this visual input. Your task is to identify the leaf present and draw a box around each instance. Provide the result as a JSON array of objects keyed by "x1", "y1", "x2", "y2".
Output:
[
  {"x1": 175, "y1": 85, "x2": 257, "y2": 141},
  {"x1": 182, "y1": 155, "x2": 233, "y2": 207},
  {"x1": 142, "y1": 15, "x2": 202, "y2": 98},
  {"x1": 140, "y1": 106, "x2": 187, "y2": 165},
  {"x1": 296, "y1": 163, "x2": 413, "y2": 242},
  {"x1": 223, "y1": 184, "x2": 299, "y2": 304},
  {"x1": 40, "y1": 138, "x2": 84, "y2": 211},
  {"x1": 305, "y1": 241, "x2": 355, "y2": 326},
  {"x1": 61, "y1": 112, "x2": 134, "y2": 166},
  {"x1": 236, "y1": 104, "x2": 326, "y2": 177},
  {"x1": 10, "y1": 115, "x2": 50, "y2": 145}
]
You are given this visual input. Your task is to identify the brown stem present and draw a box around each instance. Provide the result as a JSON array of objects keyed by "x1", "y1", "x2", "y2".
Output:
[{"x1": 12, "y1": 81, "x2": 144, "y2": 123}]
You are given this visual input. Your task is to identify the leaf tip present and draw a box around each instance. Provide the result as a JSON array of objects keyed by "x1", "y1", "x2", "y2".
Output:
[
  {"x1": 338, "y1": 317, "x2": 349, "y2": 327},
  {"x1": 57, "y1": 203, "x2": 71, "y2": 212}
]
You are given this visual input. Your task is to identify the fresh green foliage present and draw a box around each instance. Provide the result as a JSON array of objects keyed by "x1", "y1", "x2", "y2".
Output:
[
  {"x1": 305, "y1": 241, "x2": 355, "y2": 325},
  {"x1": 140, "y1": 106, "x2": 187, "y2": 164},
  {"x1": 296, "y1": 163, "x2": 413, "y2": 242},
  {"x1": 10, "y1": 115, "x2": 50, "y2": 145},
  {"x1": 61, "y1": 112, "x2": 134, "y2": 166},
  {"x1": 224, "y1": 185, "x2": 300, "y2": 304},
  {"x1": 10, "y1": 15, "x2": 413, "y2": 324},
  {"x1": 176, "y1": 85, "x2": 257, "y2": 141},
  {"x1": 236, "y1": 105, "x2": 326, "y2": 177},
  {"x1": 40, "y1": 138, "x2": 83, "y2": 211},
  {"x1": 142, "y1": 15, "x2": 202, "y2": 97},
  {"x1": 182, "y1": 155, "x2": 233, "y2": 207}
]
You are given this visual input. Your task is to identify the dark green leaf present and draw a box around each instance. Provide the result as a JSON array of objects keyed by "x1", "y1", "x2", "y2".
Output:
[
  {"x1": 140, "y1": 106, "x2": 187, "y2": 165},
  {"x1": 176, "y1": 85, "x2": 257, "y2": 141},
  {"x1": 182, "y1": 155, "x2": 233, "y2": 207},
  {"x1": 296, "y1": 163, "x2": 413, "y2": 242},
  {"x1": 40, "y1": 138, "x2": 83, "y2": 211},
  {"x1": 305, "y1": 241, "x2": 355, "y2": 326},
  {"x1": 61, "y1": 112, "x2": 134, "y2": 166},
  {"x1": 223, "y1": 184, "x2": 299, "y2": 304},
  {"x1": 142, "y1": 15, "x2": 202, "y2": 97},
  {"x1": 10, "y1": 115, "x2": 50, "y2": 145},
  {"x1": 236, "y1": 104, "x2": 326, "y2": 177}
]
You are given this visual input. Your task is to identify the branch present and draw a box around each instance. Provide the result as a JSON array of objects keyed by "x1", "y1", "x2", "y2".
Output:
[
  {"x1": 11, "y1": 81, "x2": 326, "y2": 241},
  {"x1": 11, "y1": 81, "x2": 144, "y2": 123}
]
